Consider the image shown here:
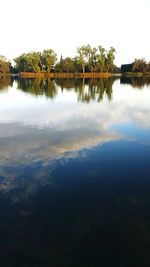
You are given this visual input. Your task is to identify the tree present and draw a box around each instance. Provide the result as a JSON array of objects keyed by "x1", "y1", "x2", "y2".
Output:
[
  {"x1": 14, "y1": 52, "x2": 41, "y2": 73},
  {"x1": 55, "y1": 55, "x2": 65, "y2": 73},
  {"x1": 76, "y1": 45, "x2": 116, "y2": 73},
  {"x1": 77, "y1": 45, "x2": 92, "y2": 73},
  {"x1": 147, "y1": 62, "x2": 150, "y2": 73},
  {"x1": 132, "y1": 58, "x2": 147, "y2": 73},
  {"x1": 14, "y1": 54, "x2": 29, "y2": 72},
  {"x1": 26, "y1": 52, "x2": 41, "y2": 73},
  {"x1": 63, "y1": 57, "x2": 74, "y2": 73},
  {"x1": 97, "y1": 46, "x2": 106, "y2": 72},
  {"x1": 13, "y1": 45, "x2": 118, "y2": 74},
  {"x1": 42, "y1": 49, "x2": 57, "y2": 72},
  {"x1": 105, "y1": 47, "x2": 116, "y2": 72},
  {"x1": 88, "y1": 47, "x2": 98, "y2": 72},
  {"x1": 73, "y1": 56, "x2": 82, "y2": 73},
  {"x1": 0, "y1": 55, "x2": 10, "y2": 73},
  {"x1": 121, "y1": 64, "x2": 133, "y2": 73},
  {"x1": 14, "y1": 49, "x2": 57, "y2": 73}
]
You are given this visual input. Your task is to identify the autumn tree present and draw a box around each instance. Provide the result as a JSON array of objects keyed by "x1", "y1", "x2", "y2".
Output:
[
  {"x1": 132, "y1": 58, "x2": 147, "y2": 73},
  {"x1": 121, "y1": 59, "x2": 150, "y2": 73},
  {"x1": 0, "y1": 55, "x2": 10, "y2": 73},
  {"x1": 147, "y1": 62, "x2": 150, "y2": 72}
]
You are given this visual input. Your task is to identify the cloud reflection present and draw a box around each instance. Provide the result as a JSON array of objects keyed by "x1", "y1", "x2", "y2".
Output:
[{"x1": 0, "y1": 78, "x2": 150, "y2": 196}]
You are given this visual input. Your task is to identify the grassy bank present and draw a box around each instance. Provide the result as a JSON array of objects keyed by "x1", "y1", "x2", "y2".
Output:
[
  {"x1": 122, "y1": 72, "x2": 150, "y2": 77},
  {"x1": 20, "y1": 72, "x2": 114, "y2": 78}
]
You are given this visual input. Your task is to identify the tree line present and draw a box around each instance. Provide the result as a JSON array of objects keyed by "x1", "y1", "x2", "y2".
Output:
[
  {"x1": 121, "y1": 58, "x2": 150, "y2": 73},
  {"x1": 0, "y1": 45, "x2": 116, "y2": 74},
  {"x1": 1, "y1": 48, "x2": 150, "y2": 75}
]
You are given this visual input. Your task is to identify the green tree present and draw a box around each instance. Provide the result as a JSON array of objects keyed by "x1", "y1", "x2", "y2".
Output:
[
  {"x1": 14, "y1": 54, "x2": 29, "y2": 72},
  {"x1": 88, "y1": 47, "x2": 98, "y2": 72},
  {"x1": 14, "y1": 52, "x2": 40, "y2": 73},
  {"x1": 42, "y1": 49, "x2": 57, "y2": 72},
  {"x1": 77, "y1": 45, "x2": 92, "y2": 73},
  {"x1": 97, "y1": 46, "x2": 106, "y2": 72},
  {"x1": 26, "y1": 52, "x2": 41, "y2": 73},
  {"x1": 63, "y1": 57, "x2": 74, "y2": 73},
  {"x1": 105, "y1": 47, "x2": 116, "y2": 72},
  {"x1": 55, "y1": 55, "x2": 64, "y2": 73},
  {"x1": 73, "y1": 56, "x2": 82, "y2": 73},
  {"x1": 59, "y1": 54, "x2": 64, "y2": 72}
]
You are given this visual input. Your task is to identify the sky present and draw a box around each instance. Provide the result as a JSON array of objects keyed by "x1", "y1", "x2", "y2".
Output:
[{"x1": 0, "y1": 0, "x2": 149, "y2": 66}]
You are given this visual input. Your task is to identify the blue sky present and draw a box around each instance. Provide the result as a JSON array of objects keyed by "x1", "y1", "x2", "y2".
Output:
[{"x1": 0, "y1": 0, "x2": 149, "y2": 66}]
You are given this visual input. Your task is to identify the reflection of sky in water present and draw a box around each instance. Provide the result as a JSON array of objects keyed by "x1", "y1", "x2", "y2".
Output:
[
  {"x1": 0, "y1": 79, "x2": 150, "y2": 195},
  {"x1": 0, "y1": 80, "x2": 150, "y2": 127}
]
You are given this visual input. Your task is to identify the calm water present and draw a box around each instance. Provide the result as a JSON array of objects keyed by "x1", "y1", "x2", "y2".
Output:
[{"x1": 0, "y1": 76, "x2": 150, "y2": 266}]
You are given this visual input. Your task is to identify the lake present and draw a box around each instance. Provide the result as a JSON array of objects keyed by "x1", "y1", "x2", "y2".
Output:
[{"x1": 0, "y1": 76, "x2": 150, "y2": 266}]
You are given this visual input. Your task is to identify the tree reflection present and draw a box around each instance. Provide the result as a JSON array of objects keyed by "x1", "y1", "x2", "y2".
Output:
[
  {"x1": 0, "y1": 75, "x2": 13, "y2": 92},
  {"x1": 17, "y1": 77, "x2": 118, "y2": 102},
  {"x1": 76, "y1": 78, "x2": 116, "y2": 103},
  {"x1": 17, "y1": 78, "x2": 57, "y2": 99},
  {"x1": 120, "y1": 76, "x2": 150, "y2": 89}
]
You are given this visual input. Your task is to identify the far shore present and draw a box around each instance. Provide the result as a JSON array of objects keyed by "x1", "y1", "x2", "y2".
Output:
[
  {"x1": 1, "y1": 72, "x2": 150, "y2": 78},
  {"x1": 19, "y1": 72, "x2": 150, "y2": 78},
  {"x1": 19, "y1": 72, "x2": 115, "y2": 78}
]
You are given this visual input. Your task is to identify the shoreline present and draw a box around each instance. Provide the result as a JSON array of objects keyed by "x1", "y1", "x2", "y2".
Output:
[
  {"x1": 19, "y1": 72, "x2": 115, "y2": 78},
  {"x1": 1, "y1": 72, "x2": 150, "y2": 79}
]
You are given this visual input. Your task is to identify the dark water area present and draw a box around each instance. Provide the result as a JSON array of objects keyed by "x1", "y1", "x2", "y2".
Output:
[{"x1": 1, "y1": 76, "x2": 150, "y2": 266}]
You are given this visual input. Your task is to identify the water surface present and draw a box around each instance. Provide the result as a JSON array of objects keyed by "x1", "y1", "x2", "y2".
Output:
[{"x1": 0, "y1": 76, "x2": 150, "y2": 266}]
